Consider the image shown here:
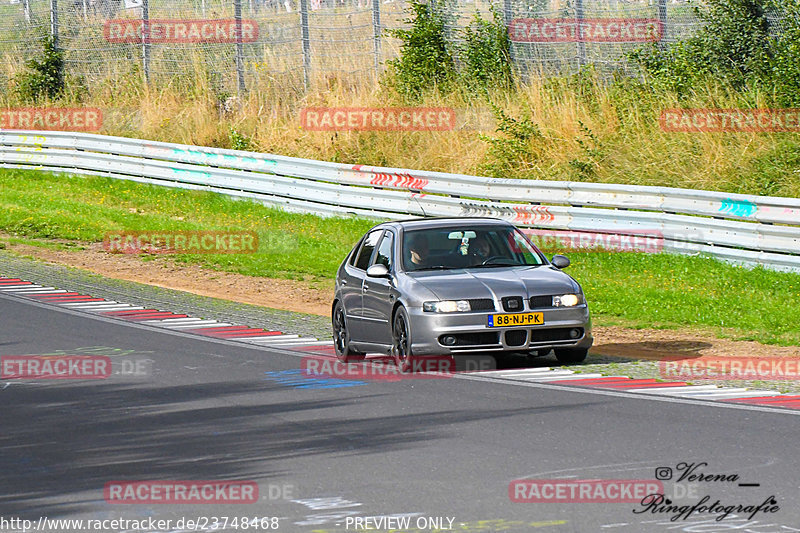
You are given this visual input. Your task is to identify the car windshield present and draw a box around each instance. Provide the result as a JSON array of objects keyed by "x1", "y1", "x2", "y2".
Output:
[{"x1": 402, "y1": 225, "x2": 546, "y2": 272}]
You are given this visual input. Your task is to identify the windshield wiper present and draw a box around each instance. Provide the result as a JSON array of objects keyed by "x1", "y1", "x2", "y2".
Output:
[
  {"x1": 470, "y1": 262, "x2": 523, "y2": 268},
  {"x1": 412, "y1": 265, "x2": 453, "y2": 271}
]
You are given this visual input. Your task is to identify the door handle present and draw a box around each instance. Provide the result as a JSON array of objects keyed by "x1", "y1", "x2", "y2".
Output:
[
  {"x1": 341, "y1": 279, "x2": 348, "y2": 285},
  {"x1": 363, "y1": 283, "x2": 370, "y2": 291}
]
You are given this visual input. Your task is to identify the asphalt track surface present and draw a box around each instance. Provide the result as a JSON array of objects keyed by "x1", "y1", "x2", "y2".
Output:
[{"x1": 2, "y1": 290, "x2": 800, "y2": 533}]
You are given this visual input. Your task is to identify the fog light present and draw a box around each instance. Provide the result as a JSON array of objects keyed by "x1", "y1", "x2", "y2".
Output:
[
  {"x1": 570, "y1": 328, "x2": 581, "y2": 339},
  {"x1": 442, "y1": 335, "x2": 457, "y2": 346}
]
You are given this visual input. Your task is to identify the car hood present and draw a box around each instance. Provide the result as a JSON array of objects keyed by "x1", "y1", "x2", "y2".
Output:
[{"x1": 408, "y1": 266, "x2": 578, "y2": 301}]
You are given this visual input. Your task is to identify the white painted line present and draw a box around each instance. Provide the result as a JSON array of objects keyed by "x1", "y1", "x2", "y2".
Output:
[
  {"x1": 722, "y1": 390, "x2": 785, "y2": 398},
  {"x1": 495, "y1": 370, "x2": 576, "y2": 379},
  {"x1": 60, "y1": 303, "x2": 122, "y2": 309},
  {"x1": 14, "y1": 289, "x2": 71, "y2": 294},
  {"x1": 85, "y1": 306, "x2": 145, "y2": 312},
  {"x1": 628, "y1": 385, "x2": 721, "y2": 394},
  {"x1": 252, "y1": 338, "x2": 321, "y2": 345},
  {"x1": 1, "y1": 286, "x2": 52, "y2": 292},
  {"x1": 683, "y1": 390, "x2": 781, "y2": 400},
  {"x1": 0, "y1": 284, "x2": 40, "y2": 290},
  {"x1": 139, "y1": 318, "x2": 208, "y2": 324},
  {"x1": 524, "y1": 373, "x2": 606, "y2": 381},
  {"x1": 61, "y1": 301, "x2": 120, "y2": 307},
  {"x1": 237, "y1": 335, "x2": 300, "y2": 342},
  {"x1": 163, "y1": 321, "x2": 228, "y2": 329},
  {"x1": 478, "y1": 368, "x2": 556, "y2": 375}
]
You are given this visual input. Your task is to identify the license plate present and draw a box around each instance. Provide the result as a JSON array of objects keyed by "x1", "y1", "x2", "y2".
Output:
[{"x1": 487, "y1": 312, "x2": 544, "y2": 327}]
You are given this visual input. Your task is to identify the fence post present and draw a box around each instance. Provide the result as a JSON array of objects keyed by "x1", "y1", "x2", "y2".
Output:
[
  {"x1": 372, "y1": 0, "x2": 381, "y2": 78},
  {"x1": 22, "y1": 0, "x2": 30, "y2": 23},
  {"x1": 142, "y1": 0, "x2": 150, "y2": 84},
  {"x1": 575, "y1": 0, "x2": 585, "y2": 68},
  {"x1": 658, "y1": 0, "x2": 667, "y2": 49},
  {"x1": 503, "y1": 0, "x2": 511, "y2": 28},
  {"x1": 50, "y1": 0, "x2": 58, "y2": 48},
  {"x1": 300, "y1": 0, "x2": 311, "y2": 90},
  {"x1": 235, "y1": 0, "x2": 247, "y2": 94}
]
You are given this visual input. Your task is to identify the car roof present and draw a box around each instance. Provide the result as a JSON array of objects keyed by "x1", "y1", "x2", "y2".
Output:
[{"x1": 375, "y1": 217, "x2": 515, "y2": 232}]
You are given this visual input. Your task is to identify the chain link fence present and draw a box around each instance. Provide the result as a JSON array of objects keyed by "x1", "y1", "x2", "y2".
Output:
[{"x1": 0, "y1": 0, "x2": 791, "y2": 95}]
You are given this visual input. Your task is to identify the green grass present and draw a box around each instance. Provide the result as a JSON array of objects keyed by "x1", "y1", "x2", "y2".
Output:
[
  {"x1": 1, "y1": 167, "x2": 799, "y2": 345},
  {"x1": 0, "y1": 168, "x2": 375, "y2": 281}
]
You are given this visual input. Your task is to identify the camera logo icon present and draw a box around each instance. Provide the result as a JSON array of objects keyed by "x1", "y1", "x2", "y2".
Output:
[{"x1": 655, "y1": 467, "x2": 673, "y2": 480}]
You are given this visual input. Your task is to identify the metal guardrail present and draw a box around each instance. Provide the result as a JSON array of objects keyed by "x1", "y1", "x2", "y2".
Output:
[{"x1": 1, "y1": 130, "x2": 799, "y2": 272}]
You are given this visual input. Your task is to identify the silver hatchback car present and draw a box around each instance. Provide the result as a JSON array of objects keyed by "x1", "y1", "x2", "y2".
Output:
[{"x1": 332, "y1": 218, "x2": 593, "y2": 371}]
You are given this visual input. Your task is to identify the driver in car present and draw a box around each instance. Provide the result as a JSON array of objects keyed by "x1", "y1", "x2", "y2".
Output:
[
  {"x1": 407, "y1": 234, "x2": 430, "y2": 269},
  {"x1": 470, "y1": 237, "x2": 491, "y2": 260}
]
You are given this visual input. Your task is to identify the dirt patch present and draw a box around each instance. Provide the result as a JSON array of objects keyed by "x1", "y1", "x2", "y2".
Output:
[
  {"x1": 4, "y1": 240, "x2": 333, "y2": 317},
  {"x1": 591, "y1": 326, "x2": 800, "y2": 360},
  {"x1": 4, "y1": 238, "x2": 800, "y2": 361}
]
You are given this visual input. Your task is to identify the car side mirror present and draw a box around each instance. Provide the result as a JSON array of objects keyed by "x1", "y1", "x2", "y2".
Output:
[
  {"x1": 366, "y1": 264, "x2": 390, "y2": 278},
  {"x1": 551, "y1": 254, "x2": 570, "y2": 269}
]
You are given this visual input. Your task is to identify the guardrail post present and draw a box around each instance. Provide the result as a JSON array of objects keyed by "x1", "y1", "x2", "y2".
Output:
[
  {"x1": 300, "y1": 0, "x2": 311, "y2": 90},
  {"x1": 142, "y1": 0, "x2": 150, "y2": 84},
  {"x1": 50, "y1": 0, "x2": 58, "y2": 48},
  {"x1": 372, "y1": 0, "x2": 381, "y2": 78},
  {"x1": 235, "y1": 0, "x2": 247, "y2": 94}
]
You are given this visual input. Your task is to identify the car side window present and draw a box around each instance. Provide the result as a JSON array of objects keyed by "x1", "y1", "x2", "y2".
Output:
[
  {"x1": 372, "y1": 231, "x2": 394, "y2": 271},
  {"x1": 354, "y1": 230, "x2": 383, "y2": 271}
]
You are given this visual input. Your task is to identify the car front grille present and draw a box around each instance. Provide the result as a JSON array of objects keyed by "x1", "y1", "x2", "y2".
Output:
[
  {"x1": 529, "y1": 295, "x2": 554, "y2": 308},
  {"x1": 502, "y1": 296, "x2": 524, "y2": 312},
  {"x1": 468, "y1": 299, "x2": 495, "y2": 311},
  {"x1": 504, "y1": 329, "x2": 528, "y2": 347}
]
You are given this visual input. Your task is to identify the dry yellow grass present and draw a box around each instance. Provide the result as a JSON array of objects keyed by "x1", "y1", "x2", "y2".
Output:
[{"x1": 2, "y1": 53, "x2": 798, "y2": 196}]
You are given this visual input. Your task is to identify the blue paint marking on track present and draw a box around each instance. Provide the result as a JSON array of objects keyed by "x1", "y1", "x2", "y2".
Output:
[{"x1": 265, "y1": 369, "x2": 366, "y2": 389}]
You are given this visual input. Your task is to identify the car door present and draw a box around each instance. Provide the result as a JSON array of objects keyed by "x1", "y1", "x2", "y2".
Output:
[
  {"x1": 360, "y1": 230, "x2": 396, "y2": 345},
  {"x1": 343, "y1": 229, "x2": 383, "y2": 341}
]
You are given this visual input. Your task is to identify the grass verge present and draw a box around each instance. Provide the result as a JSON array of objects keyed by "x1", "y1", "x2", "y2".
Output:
[{"x1": 1, "y1": 167, "x2": 798, "y2": 346}]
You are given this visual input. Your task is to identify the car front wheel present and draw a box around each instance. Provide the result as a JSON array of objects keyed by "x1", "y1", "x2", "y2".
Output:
[
  {"x1": 332, "y1": 301, "x2": 365, "y2": 363},
  {"x1": 392, "y1": 307, "x2": 417, "y2": 372},
  {"x1": 554, "y1": 347, "x2": 588, "y2": 365}
]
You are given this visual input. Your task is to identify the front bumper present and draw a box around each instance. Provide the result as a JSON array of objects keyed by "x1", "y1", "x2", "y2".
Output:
[{"x1": 407, "y1": 305, "x2": 593, "y2": 356}]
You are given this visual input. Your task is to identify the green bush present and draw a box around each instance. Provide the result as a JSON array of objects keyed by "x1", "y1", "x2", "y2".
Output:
[
  {"x1": 14, "y1": 35, "x2": 65, "y2": 103},
  {"x1": 630, "y1": 0, "x2": 800, "y2": 102},
  {"x1": 386, "y1": 0, "x2": 457, "y2": 101},
  {"x1": 459, "y1": 7, "x2": 514, "y2": 91},
  {"x1": 479, "y1": 102, "x2": 544, "y2": 178}
]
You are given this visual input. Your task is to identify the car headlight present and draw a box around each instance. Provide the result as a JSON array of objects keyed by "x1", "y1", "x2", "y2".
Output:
[
  {"x1": 553, "y1": 293, "x2": 584, "y2": 307},
  {"x1": 423, "y1": 300, "x2": 471, "y2": 313}
]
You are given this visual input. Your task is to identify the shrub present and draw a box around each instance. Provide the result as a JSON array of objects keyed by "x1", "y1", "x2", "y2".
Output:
[{"x1": 14, "y1": 35, "x2": 65, "y2": 102}]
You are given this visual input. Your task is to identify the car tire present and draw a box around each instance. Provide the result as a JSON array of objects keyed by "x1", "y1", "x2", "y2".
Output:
[
  {"x1": 392, "y1": 307, "x2": 417, "y2": 372},
  {"x1": 332, "y1": 300, "x2": 365, "y2": 363},
  {"x1": 554, "y1": 347, "x2": 588, "y2": 365}
]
